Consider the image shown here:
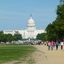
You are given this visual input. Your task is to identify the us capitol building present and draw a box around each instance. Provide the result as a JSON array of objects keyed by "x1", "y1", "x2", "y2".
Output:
[{"x1": 3, "y1": 15, "x2": 46, "y2": 39}]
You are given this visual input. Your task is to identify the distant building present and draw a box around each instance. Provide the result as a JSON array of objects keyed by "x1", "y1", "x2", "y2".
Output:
[{"x1": 3, "y1": 15, "x2": 46, "y2": 39}]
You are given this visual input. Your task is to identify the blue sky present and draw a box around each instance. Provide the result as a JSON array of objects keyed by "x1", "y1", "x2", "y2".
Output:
[{"x1": 0, "y1": 0, "x2": 60, "y2": 31}]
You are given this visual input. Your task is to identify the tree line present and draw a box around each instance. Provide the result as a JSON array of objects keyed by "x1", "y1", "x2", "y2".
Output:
[
  {"x1": 0, "y1": 31, "x2": 22, "y2": 42},
  {"x1": 37, "y1": 4, "x2": 64, "y2": 41}
]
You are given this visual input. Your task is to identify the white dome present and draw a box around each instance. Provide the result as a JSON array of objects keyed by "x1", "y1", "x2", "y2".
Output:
[
  {"x1": 27, "y1": 16, "x2": 36, "y2": 27},
  {"x1": 26, "y1": 15, "x2": 36, "y2": 31},
  {"x1": 28, "y1": 17, "x2": 35, "y2": 24}
]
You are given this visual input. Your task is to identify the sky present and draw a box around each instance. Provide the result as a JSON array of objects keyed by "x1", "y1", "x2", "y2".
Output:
[{"x1": 0, "y1": 0, "x2": 60, "y2": 31}]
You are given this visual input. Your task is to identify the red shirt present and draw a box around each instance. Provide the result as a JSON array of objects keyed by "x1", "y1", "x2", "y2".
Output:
[{"x1": 50, "y1": 42, "x2": 54, "y2": 46}]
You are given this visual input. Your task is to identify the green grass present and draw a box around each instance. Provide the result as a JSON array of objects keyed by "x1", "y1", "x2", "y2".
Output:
[{"x1": 0, "y1": 44, "x2": 36, "y2": 64}]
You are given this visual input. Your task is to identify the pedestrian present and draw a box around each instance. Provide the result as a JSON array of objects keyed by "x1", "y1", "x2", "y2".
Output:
[
  {"x1": 47, "y1": 41, "x2": 51, "y2": 50},
  {"x1": 44, "y1": 41, "x2": 47, "y2": 45},
  {"x1": 60, "y1": 41, "x2": 64, "y2": 50},
  {"x1": 50, "y1": 41, "x2": 55, "y2": 50},
  {"x1": 55, "y1": 41, "x2": 59, "y2": 50},
  {"x1": 41, "y1": 41, "x2": 43, "y2": 45}
]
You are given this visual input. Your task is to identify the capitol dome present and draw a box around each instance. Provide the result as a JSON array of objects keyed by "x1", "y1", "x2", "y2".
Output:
[
  {"x1": 28, "y1": 17, "x2": 35, "y2": 24},
  {"x1": 27, "y1": 15, "x2": 36, "y2": 31},
  {"x1": 27, "y1": 16, "x2": 35, "y2": 26}
]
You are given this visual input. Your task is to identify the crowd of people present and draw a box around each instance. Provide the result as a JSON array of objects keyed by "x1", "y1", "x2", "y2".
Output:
[
  {"x1": 1, "y1": 39, "x2": 63, "y2": 51},
  {"x1": 46, "y1": 40, "x2": 64, "y2": 50},
  {"x1": 28, "y1": 40, "x2": 64, "y2": 50}
]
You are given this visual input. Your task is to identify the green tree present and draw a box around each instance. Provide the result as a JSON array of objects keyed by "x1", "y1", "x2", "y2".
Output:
[
  {"x1": 36, "y1": 33, "x2": 47, "y2": 41},
  {"x1": 0, "y1": 34, "x2": 14, "y2": 42},
  {"x1": 14, "y1": 34, "x2": 22, "y2": 41},
  {"x1": 5, "y1": 34, "x2": 14, "y2": 42},
  {"x1": 46, "y1": 4, "x2": 64, "y2": 41},
  {"x1": 0, "y1": 31, "x2": 22, "y2": 42}
]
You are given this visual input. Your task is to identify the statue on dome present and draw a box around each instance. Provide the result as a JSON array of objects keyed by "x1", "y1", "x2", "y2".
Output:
[
  {"x1": 30, "y1": 14, "x2": 32, "y2": 19},
  {"x1": 30, "y1": 14, "x2": 32, "y2": 17}
]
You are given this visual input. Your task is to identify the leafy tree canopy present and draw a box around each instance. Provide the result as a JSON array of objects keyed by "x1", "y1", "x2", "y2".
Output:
[{"x1": 46, "y1": 4, "x2": 64, "y2": 41}]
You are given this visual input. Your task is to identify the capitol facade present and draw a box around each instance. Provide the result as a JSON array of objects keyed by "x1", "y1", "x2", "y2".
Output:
[{"x1": 3, "y1": 15, "x2": 46, "y2": 39}]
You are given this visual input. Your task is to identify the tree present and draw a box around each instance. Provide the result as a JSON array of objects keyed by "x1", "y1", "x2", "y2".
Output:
[
  {"x1": 36, "y1": 33, "x2": 47, "y2": 41},
  {"x1": 46, "y1": 23, "x2": 58, "y2": 41},
  {"x1": 0, "y1": 31, "x2": 22, "y2": 42},
  {"x1": 14, "y1": 34, "x2": 22, "y2": 41},
  {"x1": 5, "y1": 34, "x2": 14, "y2": 42},
  {"x1": 46, "y1": 4, "x2": 64, "y2": 41},
  {"x1": 0, "y1": 34, "x2": 14, "y2": 42}
]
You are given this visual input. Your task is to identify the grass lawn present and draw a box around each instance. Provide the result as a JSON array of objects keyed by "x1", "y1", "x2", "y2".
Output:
[{"x1": 0, "y1": 44, "x2": 36, "y2": 64}]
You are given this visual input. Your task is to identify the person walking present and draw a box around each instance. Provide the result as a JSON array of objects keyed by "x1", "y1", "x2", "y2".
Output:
[
  {"x1": 55, "y1": 41, "x2": 59, "y2": 50},
  {"x1": 47, "y1": 41, "x2": 51, "y2": 50},
  {"x1": 50, "y1": 41, "x2": 55, "y2": 50},
  {"x1": 60, "y1": 41, "x2": 64, "y2": 50}
]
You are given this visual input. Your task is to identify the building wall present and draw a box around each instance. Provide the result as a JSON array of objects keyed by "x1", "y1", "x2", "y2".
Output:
[
  {"x1": 3, "y1": 29, "x2": 46, "y2": 39},
  {"x1": 3, "y1": 15, "x2": 46, "y2": 39}
]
